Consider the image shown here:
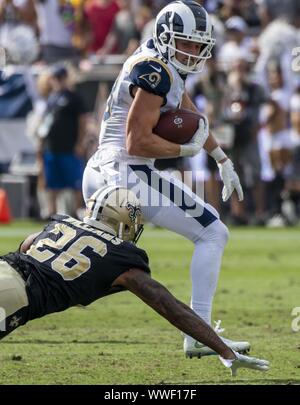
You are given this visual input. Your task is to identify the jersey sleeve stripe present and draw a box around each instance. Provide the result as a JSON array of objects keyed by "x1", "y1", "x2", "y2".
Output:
[{"x1": 129, "y1": 57, "x2": 173, "y2": 84}]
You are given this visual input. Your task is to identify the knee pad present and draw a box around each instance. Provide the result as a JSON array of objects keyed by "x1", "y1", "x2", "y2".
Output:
[
  {"x1": 197, "y1": 219, "x2": 229, "y2": 248},
  {"x1": 82, "y1": 166, "x2": 107, "y2": 205}
]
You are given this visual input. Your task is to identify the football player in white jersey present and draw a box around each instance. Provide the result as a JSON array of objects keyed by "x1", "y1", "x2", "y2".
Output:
[{"x1": 83, "y1": 0, "x2": 247, "y2": 358}]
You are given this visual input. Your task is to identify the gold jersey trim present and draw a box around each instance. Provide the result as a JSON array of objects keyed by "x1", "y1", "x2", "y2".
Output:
[{"x1": 129, "y1": 56, "x2": 173, "y2": 84}]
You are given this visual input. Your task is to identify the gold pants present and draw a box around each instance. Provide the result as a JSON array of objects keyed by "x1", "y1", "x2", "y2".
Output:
[{"x1": 0, "y1": 260, "x2": 29, "y2": 330}]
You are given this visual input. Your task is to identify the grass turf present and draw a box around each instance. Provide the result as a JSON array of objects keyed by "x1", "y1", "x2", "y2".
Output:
[{"x1": 0, "y1": 221, "x2": 299, "y2": 384}]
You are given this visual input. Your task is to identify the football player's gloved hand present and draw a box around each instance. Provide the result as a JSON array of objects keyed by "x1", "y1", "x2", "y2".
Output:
[
  {"x1": 219, "y1": 350, "x2": 270, "y2": 377},
  {"x1": 218, "y1": 159, "x2": 244, "y2": 202},
  {"x1": 179, "y1": 116, "x2": 209, "y2": 157}
]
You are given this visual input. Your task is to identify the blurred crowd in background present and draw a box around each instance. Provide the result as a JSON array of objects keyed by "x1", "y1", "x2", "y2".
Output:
[{"x1": 0, "y1": 0, "x2": 300, "y2": 227}]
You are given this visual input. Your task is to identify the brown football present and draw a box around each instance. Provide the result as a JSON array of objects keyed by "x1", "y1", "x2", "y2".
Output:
[{"x1": 153, "y1": 108, "x2": 201, "y2": 144}]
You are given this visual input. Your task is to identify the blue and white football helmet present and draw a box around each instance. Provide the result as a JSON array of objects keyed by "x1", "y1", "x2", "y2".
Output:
[{"x1": 154, "y1": 0, "x2": 215, "y2": 74}]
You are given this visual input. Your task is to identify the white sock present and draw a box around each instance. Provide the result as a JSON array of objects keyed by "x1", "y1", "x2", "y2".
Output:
[{"x1": 190, "y1": 220, "x2": 229, "y2": 327}]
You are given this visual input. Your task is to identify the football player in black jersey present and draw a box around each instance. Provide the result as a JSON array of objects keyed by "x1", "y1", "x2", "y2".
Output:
[{"x1": 0, "y1": 186, "x2": 269, "y2": 376}]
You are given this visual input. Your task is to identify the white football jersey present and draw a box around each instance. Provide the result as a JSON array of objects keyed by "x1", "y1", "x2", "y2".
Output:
[{"x1": 90, "y1": 39, "x2": 186, "y2": 166}]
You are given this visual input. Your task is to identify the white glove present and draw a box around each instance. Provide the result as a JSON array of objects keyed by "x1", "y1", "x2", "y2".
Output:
[
  {"x1": 219, "y1": 350, "x2": 270, "y2": 377},
  {"x1": 179, "y1": 116, "x2": 209, "y2": 157},
  {"x1": 218, "y1": 159, "x2": 244, "y2": 202}
]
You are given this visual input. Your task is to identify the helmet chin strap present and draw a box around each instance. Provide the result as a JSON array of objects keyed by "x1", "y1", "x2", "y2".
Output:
[{"x1": 134, "y1": 224, "x2": 144, "y2": 244}]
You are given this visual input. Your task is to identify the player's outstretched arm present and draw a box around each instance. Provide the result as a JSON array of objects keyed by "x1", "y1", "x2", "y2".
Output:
[
  {"x1": 113, "y1": 268, "x2": 270, "y2": 375},
  {"x1": 114, "y1": 268, "x2": 234, "y2": 359}
]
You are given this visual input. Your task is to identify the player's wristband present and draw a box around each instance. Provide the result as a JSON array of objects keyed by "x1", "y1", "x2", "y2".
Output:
[
  {"x1": 219, "y1": 350, "x2": 238, "y2": 368},
  {"x1": 209, "y1": 146, "x2": 227, "y2": 163},
  {"x1": 219, "y1": 356, "x2": 234, "y2": 368}
]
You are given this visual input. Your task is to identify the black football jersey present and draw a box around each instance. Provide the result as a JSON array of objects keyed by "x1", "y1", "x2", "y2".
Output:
[{"x1": 2, "y1": 215, "x2": 150, "y2": 321}]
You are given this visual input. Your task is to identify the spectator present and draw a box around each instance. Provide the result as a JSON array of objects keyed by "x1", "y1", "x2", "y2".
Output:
[
  {"x1": 223, "y1": 58, "x2": 265, "y2": 224},
  {"x1": 255, "y1": 18, "x2": 298, "y2": 97},
  {"x1": 26, "y1": 71, "x2": 52, "y2": 219},
  {"x1": 290, "y1": 90, "x2": 300, "y2": 148},
  {"x1": 0, "y1": 0, "x2": 36, "y2": 28},
  {"x1": 34, "y1": 0, "x2": 80, "y2": 64},
  {"x1": 134, "y1": 4, "x2": 152, "y2": 30},
  {"x1": 266, "y1": 60, "x2": 291, "y2": 112},
  {"x1": 281, "y1": 89, "x2": 300, "y2": 224},
  {"x1": 97, "y1": 0, "x2": 139, "y2": 56},
  {"x1": 218, "y1": 0, "x2": 245, "y2": 21},
  {"x1": 37, "y1": 64, "x2": 88, "y2": 217},
  {"x1": 0, "y1": 0, "x2": 39, "y2": 65},
  {"x1": 218, "y1": 16, "x2": 255, "y2": 72},
  {"x1": 1, "y1": 0, "x2": 23, "y2": 26},
  {"x1": 258, "y1": 99, "x2": 294, "y2": 226},
  {"x1": 84, "y1": 0, "x2": 120, "y2": 54},
  {"x1": 256, "y1": 0, "x2": 300, "y2": 27}
]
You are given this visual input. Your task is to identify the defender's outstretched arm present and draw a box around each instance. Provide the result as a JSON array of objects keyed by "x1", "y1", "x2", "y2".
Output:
[
  {"x1": 114, "y1": 268, "x2": 270, "y2": 375},
  {"x1": 114, "y1": 268, "x2": 234, "y2": 359}
]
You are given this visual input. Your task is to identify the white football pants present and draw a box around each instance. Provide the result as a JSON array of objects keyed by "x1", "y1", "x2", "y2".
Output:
[{"x1": 82, "y1": 160, "x2": 229, "y2": 325}]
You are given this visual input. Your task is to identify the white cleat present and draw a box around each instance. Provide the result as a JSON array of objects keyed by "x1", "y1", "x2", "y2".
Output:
[
  {"x1": 184, "y1": 321, "x2": 251, "y2": 359},
  {"x1": 184, "y1": 335, "x2": 251, "y2": 359}
]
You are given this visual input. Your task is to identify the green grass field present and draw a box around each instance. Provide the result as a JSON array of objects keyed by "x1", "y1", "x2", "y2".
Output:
[{"x1": 0, "y1": 221, "x2": 299, "y2": 385}]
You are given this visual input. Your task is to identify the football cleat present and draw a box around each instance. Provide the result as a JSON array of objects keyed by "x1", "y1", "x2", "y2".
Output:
[{"x1": 183, "y1": 320, "x2": 251, "y2": 358}]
